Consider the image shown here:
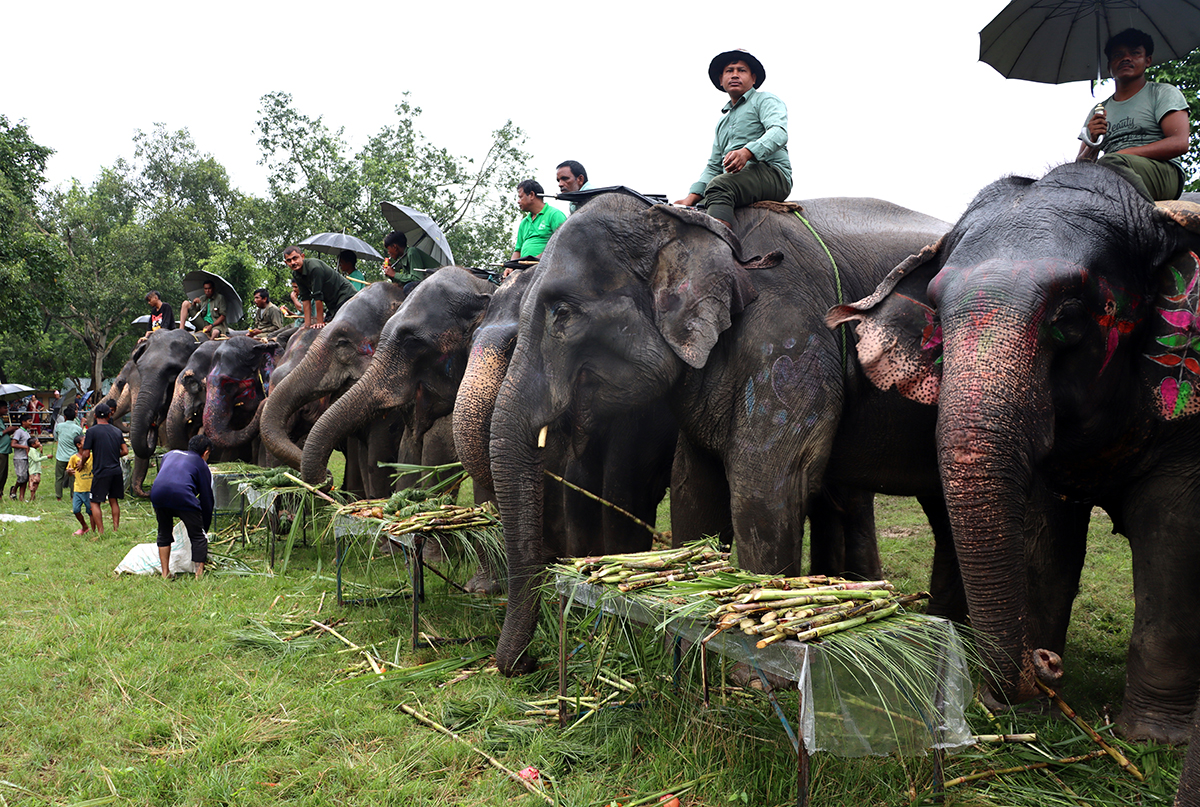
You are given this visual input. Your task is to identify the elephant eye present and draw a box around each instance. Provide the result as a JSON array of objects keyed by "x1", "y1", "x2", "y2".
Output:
[
  {"x1": 548, "y1": 301, "x2": 573, "y2": 332},
  {"x1": 1050, "y1": 301, "x2": 1088, "y2": 346}
]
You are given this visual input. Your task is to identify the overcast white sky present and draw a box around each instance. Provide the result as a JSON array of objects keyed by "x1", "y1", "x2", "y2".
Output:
[{"x1": 6, "y1": 1, "x2": 1113, "y2": 233}]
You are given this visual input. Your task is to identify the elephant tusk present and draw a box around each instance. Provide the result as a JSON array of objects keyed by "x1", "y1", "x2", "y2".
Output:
[{"x1": 537, "y1": 425, "x2": 548, "y2": 448}]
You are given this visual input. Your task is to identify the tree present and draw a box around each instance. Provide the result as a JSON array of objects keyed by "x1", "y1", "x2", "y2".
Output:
[
  {"x1": 40, "y1": 126, "x2": 249, "y2": 393},
  {"x1": 1146, "y1": 52, "x2": 1200, "y2": 192},
  {"x1": 0, "y1": 116, "x2": 61, "y2": 382},
  {"x1": 255, "y1": 92, "x2": 529, "y2": 269}
]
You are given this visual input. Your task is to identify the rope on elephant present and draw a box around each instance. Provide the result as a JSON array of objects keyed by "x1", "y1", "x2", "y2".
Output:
[{"x1": 791, "y1": 210, "x2": 847, "y2": 374}]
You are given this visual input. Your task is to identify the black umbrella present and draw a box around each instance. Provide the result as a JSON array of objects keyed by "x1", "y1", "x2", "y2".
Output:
[
  {"x1": 981, "y1": 0, "x2": 1200, "y2": 85},
  {"x1": 182, "y1": 270, "x2": 244, "y2": 325},
  {"x1": 297, "y1": 232, "x2": 384, "y2": 262}
]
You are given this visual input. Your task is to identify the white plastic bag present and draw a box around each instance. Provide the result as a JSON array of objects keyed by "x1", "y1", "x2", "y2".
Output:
[{"x1": 114, "y1": 521, "x2": 201, "y2": 575}]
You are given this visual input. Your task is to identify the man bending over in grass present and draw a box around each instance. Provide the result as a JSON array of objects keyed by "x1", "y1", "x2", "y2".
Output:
[
  {"x1": 66, "y1": 434, "x2": 96, "y2": 535},
  {"x1": 150, "y1": 434, "x2": 214, "y2": 580}
]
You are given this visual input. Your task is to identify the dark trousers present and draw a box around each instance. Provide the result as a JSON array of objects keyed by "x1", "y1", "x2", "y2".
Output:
[
  {"x1": 0, "y1": 452, "x2": 9, "y2": 496},
  {"x1": 154, "y1": 506, "x2": 208, "y2": 564},
  {"x1": 702, "y1": 161, "x2": 792, "y2": 224}
]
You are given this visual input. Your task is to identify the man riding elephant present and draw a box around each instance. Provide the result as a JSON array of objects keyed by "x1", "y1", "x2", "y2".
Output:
[{"x1": 674, "y1": 48, "x2": 792, "y2": 226}]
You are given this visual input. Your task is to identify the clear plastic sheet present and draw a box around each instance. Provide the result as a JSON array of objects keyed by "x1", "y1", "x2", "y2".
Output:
[{"x1": 556, "y1": 575, "x2": 972, "y2": 757}]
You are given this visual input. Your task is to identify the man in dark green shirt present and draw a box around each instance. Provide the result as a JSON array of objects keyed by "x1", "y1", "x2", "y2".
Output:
[{"x1": 282, "y1": 246, "x2": 358, "y2": 330}]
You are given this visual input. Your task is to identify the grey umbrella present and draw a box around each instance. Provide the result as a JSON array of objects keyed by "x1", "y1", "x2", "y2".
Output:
[
  {"x1": 297, "y1": 232, "x2": 384, "y2": 262},
  {"x1": 380, "y1": 202, "x2": 455, "y2": 267},
  {"x1": 0, "y1": 383, "x2": 40, "y2": 403},
  {"x1": 981, "y1": 0, "x2": 1200, "y2": 84},
  {"x1": 182, "y1": 269, "x2": 244, "y2": 326}
]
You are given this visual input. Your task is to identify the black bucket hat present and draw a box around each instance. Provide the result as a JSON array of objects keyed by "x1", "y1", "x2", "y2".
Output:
[{"x1": 709, "y1": 49, "x2": 766, "y2": 90}]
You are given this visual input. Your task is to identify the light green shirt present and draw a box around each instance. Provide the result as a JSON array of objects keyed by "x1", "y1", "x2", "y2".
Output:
[
  {"x1": 514, "y1": 205, "x2": 567, "y2": 258},
  {"x1": 27, "y1": 446, "x2": 44, "y2": 477},
  {"x1": 54, "y1": 419, "x2": 84, "y2": 462},
  {"x1": 690, "y1": 87, "x2": 792, "y2": 196}
]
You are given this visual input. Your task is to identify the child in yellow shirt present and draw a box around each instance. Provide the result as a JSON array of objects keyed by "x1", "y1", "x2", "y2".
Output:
[{"x1": 66, "y1": 434, "x2": 96, "y2": 535}]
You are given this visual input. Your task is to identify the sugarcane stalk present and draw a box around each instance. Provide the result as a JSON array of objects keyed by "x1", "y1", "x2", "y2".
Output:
[
  {"x1": 1035, "y1": 680, "x2": 1144, "y2": 782},
  {"x1": 973, "y1": 733, "x2": 1037, "y2": 743},
  {"x1": 396, "y1": 701, "x2": 553, "y2": 804},
  {"x1": 544, "y1": 467, "x2": 664, "y2": 541},
  {"x1": 280, "y1": 472, "x2": 338, "y2": 504},
  {"x1": 760, "y1": 603, "x2": 900, "y2": 648},
  {"x1": 943, "y1": 749, "x2": 1107, "y2": 787},
  {"x1": 312, "y1": 619, "x2": 361, "y2": 651}
]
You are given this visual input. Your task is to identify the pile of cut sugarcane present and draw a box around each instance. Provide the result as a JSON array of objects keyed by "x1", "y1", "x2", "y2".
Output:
[
  {"x1": 336, "y1": 492, "x2": 500, "y2": 538},
  {"x1": 565, "y1": 544, "x2": 928, "y2": 647},
  {"x1": 705, "y1": 578, "x2": 928, "y2": 648},
  {"x1": 569, "y1": 545, "x2": 736, "y2": 592}
]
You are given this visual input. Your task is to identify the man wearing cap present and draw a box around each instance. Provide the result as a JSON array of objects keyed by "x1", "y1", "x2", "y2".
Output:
[
  {"x1": 674, "y1": 49, "x2": 792, "y2": 226},
  {"x1": 282, "y1": 246, "x2": 358, "y2": 330},
  {"x1": 79, "y1": 402, "x2": 128, "y2": 533}
]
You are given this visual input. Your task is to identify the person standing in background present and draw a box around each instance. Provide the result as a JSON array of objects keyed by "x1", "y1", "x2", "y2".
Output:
[{"x1": 53, "y1": 404, "x2": 83, "y2": 501}]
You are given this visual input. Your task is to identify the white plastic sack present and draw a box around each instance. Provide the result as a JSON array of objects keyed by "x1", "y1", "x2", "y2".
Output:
[{"x1": 113, "y1": 521, "x2": 201, "y2": 575}]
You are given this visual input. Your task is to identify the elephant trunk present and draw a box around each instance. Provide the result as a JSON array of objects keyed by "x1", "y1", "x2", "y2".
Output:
[
  {"x1": 163, "y1": 381, "x2": 192, "y2": 450},
  {"x1": 491, "y1": 352, "x2": 557, "y2": 676},
  {"x1": 204, "y1": 370, "x2": 262, "y2": 450},
  {"x1": 261, "y1": 342, "x2": 331, "y2": 469},
  {"x1": 453, "y1": 339, "x2": 511, "y2": 500},
  {"x1": 302, "y1": 362, "x2": 410, "y2": 486},
  {"x1": 129, "y1": 379, "x2": 168, "y2": 459},
  {"x1": 937, "y1": 311, "x2": 1059, "y2": 705}
]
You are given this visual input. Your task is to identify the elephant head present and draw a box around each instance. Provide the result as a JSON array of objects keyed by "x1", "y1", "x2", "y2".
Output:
[
  {"x1": 165, "y1": 340, "x2": 219, "y2": 451},
  {"x1": 490, "y1": 194, "x2": 768, "y2": 675},
  {"x1": 203, "y1": 336, "x2": 281, "y2": 452},
  {"x1": 300, "y1": 268, "x2": 493, "y2": 487},
  {"x1": 129, "y1": 329, "x2": 205, "y2": 460},
  {"x1": 260, "y1": 282, "x2": 406, "y2": 469},
  {"x1": 828, "y1": 162, "x2": 1200, "y2": 741}
]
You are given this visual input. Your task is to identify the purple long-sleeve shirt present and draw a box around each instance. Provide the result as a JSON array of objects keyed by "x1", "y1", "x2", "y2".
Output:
[{"x1": 149, "y1": 450, "x2": 214, "y2": 529}]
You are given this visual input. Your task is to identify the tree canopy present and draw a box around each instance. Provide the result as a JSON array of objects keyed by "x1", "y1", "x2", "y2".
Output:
[{"x1": 0, "y1": 101, "x2": 529, "y2": 394}]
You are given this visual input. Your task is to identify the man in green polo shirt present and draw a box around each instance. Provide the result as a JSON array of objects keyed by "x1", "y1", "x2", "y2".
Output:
[
  {"x1": 0, "y1": 401, "x2": 15, "y2": 498},
  {"x1": 510, "y1": 179, "x2": 567, "y2": 262},
  {"x1": 282, "y1": 246, "x2": 358, "y2": 330},
  {"x1": 674, "y1": 49, "x2": 792, "y2": 226}
]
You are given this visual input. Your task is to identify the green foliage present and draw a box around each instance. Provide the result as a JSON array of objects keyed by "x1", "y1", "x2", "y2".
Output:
[
  {"x1": 1147, "y1": 53, "x2": 1200, "y2": 192},
  {"x1": 256, "y1": 92, "x2": 530, "y2": 268}
]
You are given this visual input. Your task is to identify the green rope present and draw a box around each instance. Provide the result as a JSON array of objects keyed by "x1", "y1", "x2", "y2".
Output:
[{"x1": 793, "y1": 211, "x2": 847, "y2": 372}]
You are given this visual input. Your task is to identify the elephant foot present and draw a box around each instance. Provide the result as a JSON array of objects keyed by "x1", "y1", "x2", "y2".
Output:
[
  {"x1": 421, "y1": 537, "x2": 447, "y2": 565},
  {"x1": 1117, "y1": 705, "x2": 1194, "y2": 745},
  {"x1": 497, "y1": 651, "x2": 538, "y2": 677},
  {"x1": 463, "y1": 568, "x2": 504, "y2": 595},
  {"x1": 728, "y1": 662, "x2": 794, "y2": 692}
]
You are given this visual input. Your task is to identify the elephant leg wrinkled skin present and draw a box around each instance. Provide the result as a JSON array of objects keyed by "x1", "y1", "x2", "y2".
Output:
[{"x1": 830, "y1": 162, "x2": 1200, "y2": 742}]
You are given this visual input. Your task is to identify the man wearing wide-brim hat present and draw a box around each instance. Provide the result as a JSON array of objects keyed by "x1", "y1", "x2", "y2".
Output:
[{"x1": 675, "y1": 49, "x2": 792, "y2": 226}]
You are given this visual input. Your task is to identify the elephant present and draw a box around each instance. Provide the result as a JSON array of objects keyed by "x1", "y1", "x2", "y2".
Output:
[
  {"x1": 826, "y1": 161, "x2": 1200, "y2": 744},
  {"x1": 203, "y1": 335, "x2": 284, "y2": 465},
  {"x1": 164, "y1": 340, "x2": 219, "y2": 453},
  {"x1": 128, "y1": 329, "x2": 206, "y2": 494},
  {"x1": 260, "y1": 282, "x2": 407, "y2": 498},
  {"x1": 450, "y1": 264, "x2": 678, "y2": 595},
  {"x1": 487, "y1": 192, "x2": 953, "y2": 675}
]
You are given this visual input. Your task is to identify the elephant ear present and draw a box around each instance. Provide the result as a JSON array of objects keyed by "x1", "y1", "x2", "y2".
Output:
[
  {"x1": 1140, "y1": 247, "x2": 1200, "y2": 420},
  {"x1": 825, "y1": 239, "x2": 945, "y2": 405},
  {"x1": 642, "y1": 205, "x2": 767, "y2": 368}
]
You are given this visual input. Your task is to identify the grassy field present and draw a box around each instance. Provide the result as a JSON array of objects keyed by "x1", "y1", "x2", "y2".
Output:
[{"x1": 0, "y1": 462, "x2": 1182, "y2": 806}]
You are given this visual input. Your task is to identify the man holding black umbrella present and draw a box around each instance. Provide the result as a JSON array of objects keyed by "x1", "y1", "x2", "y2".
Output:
[
  {"x1": 1077, "y1": 28, "x2": 1190, "y2": 201},
  {"x1": 179, "y1": 280, "x2": 227, "y2": 337}
]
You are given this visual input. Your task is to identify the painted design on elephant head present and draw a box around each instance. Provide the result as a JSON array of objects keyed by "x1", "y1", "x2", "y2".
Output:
[
  {"x1": 920, "y1": 306, "x2": 942, "y2": 357},
  {"x1": 1091, "y1": 277, "x2": 1141, "y2": 377},
  {"x1": 1146, "y1": 252, "x2": 1200, "y2": 419}
]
